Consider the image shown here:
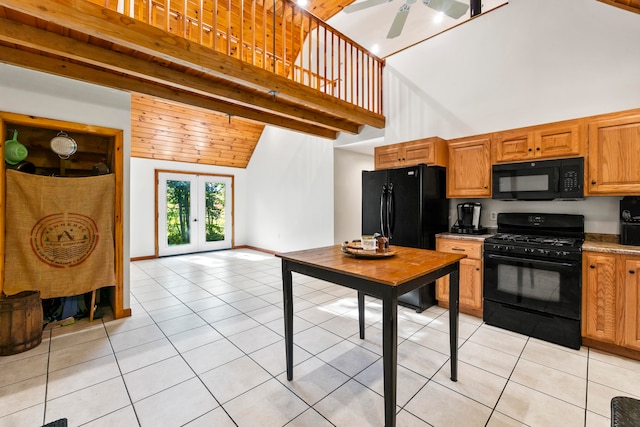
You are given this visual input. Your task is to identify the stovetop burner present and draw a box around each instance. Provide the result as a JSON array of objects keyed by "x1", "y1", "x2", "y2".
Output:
[
  {"x1": 484, "y1": 213, "x2": 585, "y2": 260},
  {"x1": 487, "y1": 233, "x2": 583, "y2": 248}
]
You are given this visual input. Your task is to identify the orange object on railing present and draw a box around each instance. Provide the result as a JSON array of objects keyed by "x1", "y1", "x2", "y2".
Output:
[{"x1": 94, "y1": 0, "x2": 383, "y2": 115}]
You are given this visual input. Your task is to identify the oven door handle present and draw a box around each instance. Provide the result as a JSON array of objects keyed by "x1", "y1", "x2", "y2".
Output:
[{"x1": 485, "y1": 253, "x2": 577, "y2": 269}]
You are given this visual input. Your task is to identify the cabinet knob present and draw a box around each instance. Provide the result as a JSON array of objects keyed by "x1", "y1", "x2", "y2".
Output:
[
  {"x1": 536, "y1": 147, "x2": 540, "y2": 151},
  {"x1": 528, "y1": 148, "x2": 532, "y2": 152},
  {"x1": 484, "y1": 185, "x2": 488, "y2": 189},
  {"x1": 475, "y1": 268, "x2": 480, "y2": 271},
  {"x1": 631, "y1": 270, "x2": 636, "y2": 275},
  {"x1": 592, "y1": 180, "x2": 597, "y2": 185},
  {"x1": 590, "y1": 265, "x2": 595, "y2": 269}
]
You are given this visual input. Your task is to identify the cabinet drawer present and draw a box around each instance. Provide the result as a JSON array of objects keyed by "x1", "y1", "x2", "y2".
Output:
[{"x1": 436, "y1": 238, "x2": 483, "y2": 259}]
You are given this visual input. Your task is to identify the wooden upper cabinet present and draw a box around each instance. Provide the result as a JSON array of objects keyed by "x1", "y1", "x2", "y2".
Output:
[
  {"x1": 492, "y1": 119, "x2": 585, "y2": 163},
  {"x1": 587, "y1": 109, "x2": 640, "y2": 195},
  {"x1": 447, "y1": 135, "x2": 492, "y2": 198},
  {"x1": 374, "y1": 137, "x2": 447, "y2": 170},
  {"x1": 375, "y1": 145, "x2": 403, "y2": 169},
  {"x1": 492, "y1": 129, "x2": 532, "y2": 163}
]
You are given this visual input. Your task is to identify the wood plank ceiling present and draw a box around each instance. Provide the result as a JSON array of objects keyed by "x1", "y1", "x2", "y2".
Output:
[
  {"x1": 598, "y1": 0, "x2": 640, "y2": 14},
  {"x1": 0, "y1": 0, "x2": 384, "y2": 168}
]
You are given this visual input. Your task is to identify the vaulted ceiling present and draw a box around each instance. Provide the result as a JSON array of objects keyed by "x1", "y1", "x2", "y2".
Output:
[{"x1": 3, "y1": 0, "x2": 636, "y2": 169}]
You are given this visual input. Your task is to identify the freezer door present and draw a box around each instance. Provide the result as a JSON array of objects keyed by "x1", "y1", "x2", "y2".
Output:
[{"x1": 362, "y1": 170, "x2": 388, "y2": 236}]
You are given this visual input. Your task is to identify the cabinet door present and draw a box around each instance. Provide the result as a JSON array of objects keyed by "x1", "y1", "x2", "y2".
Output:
[
  {"x1": 582, "y1": 252, "x2": 621, "y2": 344},
  {"x1": 459, "y1": 258, "x2": 483, "y2": 311},
  {"x1": 374, "y1": 145, "x2": 402, "y2": 169},
  {"x1": 492, "y1": 129, "x2": 533, "y2": 163},
  {"x1": 435, "y1": 238, "x2": 483, "y2": 316},
  {"x1": 403, "y1": 140, "x2": 435, "y2": 166},
  {"x1": 447, "y1": 135, "x2": 491, "y2": 198},
  {"x1": 624, "y1": 257, "x2": 640, "y2": 351},
  {"x1": 436, "y1": 276, "x2": 449, "y2": 304},
  {"x1": 587, "y1": 110, "x2": 640, "y2": 195},
  {"x1": 534, "y1": 119, "x2": 585, "y2": 159}
]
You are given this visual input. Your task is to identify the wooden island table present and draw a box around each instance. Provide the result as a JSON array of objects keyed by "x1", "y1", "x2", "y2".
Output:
[{"x1": 277, "y1": 244, "x2": 466, "y2": 427}]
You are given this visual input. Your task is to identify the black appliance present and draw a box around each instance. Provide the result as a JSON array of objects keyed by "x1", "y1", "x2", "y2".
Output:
[
  {"x1": 362, "y1": 164, "x2": 448, "y2": 311},
  {"x1": 621, "y1": 197, "x2": 640, "y2": 246},
  {"x1": 483, "y1": 213, "x2": 584, "y2": 349},
  {"x1": 492, "y1": 157, "x2": 584, "y2": 200},
  {"x1": 451, "y1": 202, "x2": 488, "y2": 234}
]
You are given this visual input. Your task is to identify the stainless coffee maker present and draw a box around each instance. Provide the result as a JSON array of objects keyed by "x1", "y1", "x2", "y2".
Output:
[{"x1": 451, "y1": 202, "x2": 488, "y2": 234}]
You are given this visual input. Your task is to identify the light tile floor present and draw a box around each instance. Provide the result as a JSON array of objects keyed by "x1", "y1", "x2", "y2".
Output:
[{"x1": 2, "y1": 248, "x2": 640, "y2": 427}]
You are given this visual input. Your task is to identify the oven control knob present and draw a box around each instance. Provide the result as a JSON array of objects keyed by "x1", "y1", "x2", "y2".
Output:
[{"x1": 538, "y1": 249, "x2": 549, "y2": 255}]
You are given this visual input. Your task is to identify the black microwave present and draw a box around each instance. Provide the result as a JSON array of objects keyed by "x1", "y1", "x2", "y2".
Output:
[{"x1": 492, "y1": 157, "x2": 584, "y2": 200}]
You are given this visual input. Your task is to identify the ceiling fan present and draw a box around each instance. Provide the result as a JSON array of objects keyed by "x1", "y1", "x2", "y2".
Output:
[{"x1": 343, "y1": 0, "x2": 470, "y2": 39}]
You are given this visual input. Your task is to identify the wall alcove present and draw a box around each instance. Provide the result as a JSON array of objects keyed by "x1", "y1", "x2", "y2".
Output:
[{"x1": 0, "y1": 112, "x2": 129, "y2": 320}]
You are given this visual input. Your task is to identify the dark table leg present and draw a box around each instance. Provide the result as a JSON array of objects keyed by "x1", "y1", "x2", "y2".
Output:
[
  {"x1": 282, "y1": 260, "x2": 294, "y2": 380},
  {"x1": 358, "y1": 291, "x2": 365, "y2": 339},
  {"x1": 448, "y1": 264, "x2": 460, "y2": 382},
  {"x1": 382, "y1": 294, "x2": 398, "y2": 427}
]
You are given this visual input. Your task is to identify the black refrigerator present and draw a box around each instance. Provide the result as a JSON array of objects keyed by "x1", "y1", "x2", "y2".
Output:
[{"x1": 362, "y1": 164, "x2": 448, "y2": 312}]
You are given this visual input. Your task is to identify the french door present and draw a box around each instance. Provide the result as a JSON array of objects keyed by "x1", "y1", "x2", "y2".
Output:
[{"x1": 157, "y1": 172, "x2": 233, "y2": 256}]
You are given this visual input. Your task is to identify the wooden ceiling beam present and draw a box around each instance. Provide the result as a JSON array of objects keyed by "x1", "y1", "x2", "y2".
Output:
[
  {"x1": 0, "y1": 45, "x2": 339, "y2": 139},
  {"x1": 0, "y1": 0, "x2": 385, "y2": 129},
  {"x1": 0, "y1": 16, "x2": 360, "y2": 135}
]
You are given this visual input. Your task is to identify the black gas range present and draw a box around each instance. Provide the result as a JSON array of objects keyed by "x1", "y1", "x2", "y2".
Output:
[{"x1": 483, "y1": 213, "x2": 585, "y2": 349}]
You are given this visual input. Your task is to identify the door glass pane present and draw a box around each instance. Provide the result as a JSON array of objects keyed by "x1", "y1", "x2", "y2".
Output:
[
  {"x1": 205, "y1": 182, "x2": 225, "y2": 242},
  {"x1": 166, "y1": 180, "x2": 191, "y2": 246}
]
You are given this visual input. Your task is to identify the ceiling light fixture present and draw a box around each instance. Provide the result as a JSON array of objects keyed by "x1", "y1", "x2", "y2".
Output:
[
  {"x1": 297, "y1": 0, "x2": 308, "y2": 7},
  {"x1": 434, "y1": 11, "x2": 445, "y2": 23},
  {"x1": 371, "y1": 44, "x2": 380, "y2": 54}
]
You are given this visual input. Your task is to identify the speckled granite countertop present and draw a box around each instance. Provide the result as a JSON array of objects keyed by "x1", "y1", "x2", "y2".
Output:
[
  {"x1": 436, "y1": 231, "x2": 495, "y2": 242},
  {"x1": 582, "y1": 240, "x2": 640, "y2": 256}
]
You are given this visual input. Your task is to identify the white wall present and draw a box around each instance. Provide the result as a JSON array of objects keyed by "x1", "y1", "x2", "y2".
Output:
[
  {"x1": 245, "y1": 126, "x2": 334, "y2": 253},
  {"x1": 129, "y1": 158, "x2": 248, "y2": 258},
  {"x1": 0, "y1": 63, "x2": 132, "y2": 308},
  {"x1": 333, "y1": 148, "x2": 374, "y2": 244},
  {"x1": 382, "y1": 0, "x2": 640, "y2": 234},
  {"x1": 384, "y1": 0, "x2": 640, "y2": 142}
]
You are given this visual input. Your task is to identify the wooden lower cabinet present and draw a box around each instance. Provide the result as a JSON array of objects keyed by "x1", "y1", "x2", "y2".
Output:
[
  {"x1": 435, "y1": 237, "x2": 483, "y2": 317},
  {"x1": 582, "y1": 251, "x2": 640, "y2": 357},
  {"x1": 624, "y1": 257, "x2": 640, "y2": 351}
]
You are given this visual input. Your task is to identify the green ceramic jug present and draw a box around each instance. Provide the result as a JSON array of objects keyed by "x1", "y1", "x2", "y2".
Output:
[{"x1": 5, "y1": 130, "x2": 28, "y2": 165}]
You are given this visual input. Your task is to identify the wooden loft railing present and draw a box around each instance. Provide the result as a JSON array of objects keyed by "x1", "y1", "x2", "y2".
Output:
[{"x1": 97, "y1": 0, "x2": 384, "y2": 115}]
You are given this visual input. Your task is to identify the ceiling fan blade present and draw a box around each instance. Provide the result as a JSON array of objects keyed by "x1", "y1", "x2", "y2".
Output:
[
  {"x1": 386, "y1": 3, "x2": 411, "y2": 38},
  {"x1": 424, "y1": 0, "x2": 470, "y2": 19},
  {"x1": 343, "y1": 0, "x2": 391, "y2": 14}
]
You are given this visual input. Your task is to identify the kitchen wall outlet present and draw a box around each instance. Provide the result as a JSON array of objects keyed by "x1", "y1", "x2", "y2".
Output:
[{"x1": 490, "y1": 211, "x2": 497, "y2": 221}]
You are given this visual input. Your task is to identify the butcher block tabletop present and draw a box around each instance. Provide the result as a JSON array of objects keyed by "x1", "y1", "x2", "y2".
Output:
[{"x1": 277, "y1": 244, "x2": 466, "y2": 286}]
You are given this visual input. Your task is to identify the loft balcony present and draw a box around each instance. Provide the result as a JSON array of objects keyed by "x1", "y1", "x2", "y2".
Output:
[{"x1": 0, "y1": 0, "x2": 385, "y2": 139}]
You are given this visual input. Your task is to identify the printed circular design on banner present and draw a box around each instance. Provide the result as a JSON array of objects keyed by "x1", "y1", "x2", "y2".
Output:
[{"x1": 31, "y1": 213, "x2": 100, "y2": 268}]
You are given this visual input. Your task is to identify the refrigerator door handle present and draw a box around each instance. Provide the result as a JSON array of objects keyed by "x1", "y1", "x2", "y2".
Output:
[
  {"x1": 380, "y1": 185, "x2": 387, "y2": 236},
  {"x1": 387, "y1": 183, "x2": 393, "y2": 239}
]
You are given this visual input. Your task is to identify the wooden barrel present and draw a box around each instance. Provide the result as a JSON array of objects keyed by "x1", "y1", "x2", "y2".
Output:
[{"x1": 0, "y1": 291, "x2": 43, "y2": 356}]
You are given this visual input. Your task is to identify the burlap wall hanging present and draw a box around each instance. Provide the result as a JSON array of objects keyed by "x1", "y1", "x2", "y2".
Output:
[{"x1": 4, "y1": 169, "x2": 116, "y2": 298}]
